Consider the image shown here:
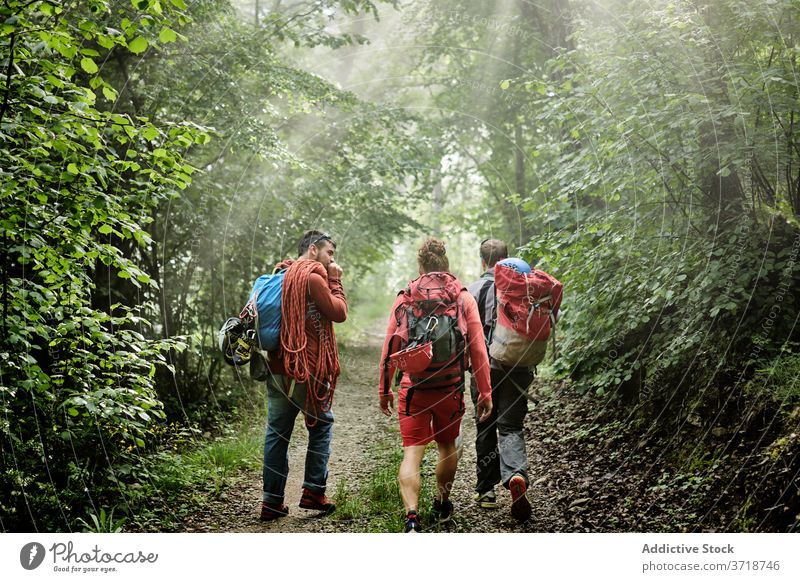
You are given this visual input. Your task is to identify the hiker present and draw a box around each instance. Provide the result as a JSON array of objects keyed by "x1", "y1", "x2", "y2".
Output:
[
  {"x1": 467, "y1": 239, "x2": 538, "y2": 522},
  {"x1": 379, "y1": 238, "x2": 493, "y2": 533},
  {"x1": 259, "y1": 230, "x2": 347, "y2": 521}
]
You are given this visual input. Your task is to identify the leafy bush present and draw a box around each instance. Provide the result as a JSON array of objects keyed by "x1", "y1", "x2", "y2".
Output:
[
  {"x1": 520, "y1": 0, "x2": 800, "y2": 427},
  {"x1": 0, "y1": 0, "x2": 202, "y2": 531},
  {"x1": 747, "y1": 344, "x2": 800, "y2": 406}
]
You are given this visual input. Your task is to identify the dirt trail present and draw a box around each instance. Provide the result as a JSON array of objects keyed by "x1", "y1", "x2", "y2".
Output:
[
  {"x1": 177, "y1": 345, "x2": 383, "y2": 533},
  {"x1": 177, "y1": 343, "x2": 562, "y2": 533},
  {"x1": 176, "y1": 335, "x2": 793, "y2": 534}
]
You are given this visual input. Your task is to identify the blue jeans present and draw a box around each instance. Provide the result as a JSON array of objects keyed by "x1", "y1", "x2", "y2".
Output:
[{"x1": 262, "y1": 374, "x2": 334, "y2": 504}]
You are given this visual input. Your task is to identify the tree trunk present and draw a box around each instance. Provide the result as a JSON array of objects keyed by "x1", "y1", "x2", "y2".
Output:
[{"x1": 432, "y1": 177, "x2": 443, "y2": 238}]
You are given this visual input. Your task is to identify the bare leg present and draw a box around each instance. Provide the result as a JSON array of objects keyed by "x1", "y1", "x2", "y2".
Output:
[
  {"x1": 436, "y1": 440, "x2": 458, "y2": 502},
  {"x1": 399, "y1": 445, "x2": 426, "y2": 512}
]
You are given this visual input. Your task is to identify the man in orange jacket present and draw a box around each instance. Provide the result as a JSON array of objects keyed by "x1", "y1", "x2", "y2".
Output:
[{"x1": 259, "y1": 230, "x2": 347, "y2": 522}]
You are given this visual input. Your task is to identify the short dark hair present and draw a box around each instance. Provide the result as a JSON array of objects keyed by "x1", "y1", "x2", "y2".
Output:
[
  {"x1": 297, "y1": 230, "x2": 337, "y2": 256},
  {"x1": 480, "y1": 238, "x2": 508, "y2": 267}
]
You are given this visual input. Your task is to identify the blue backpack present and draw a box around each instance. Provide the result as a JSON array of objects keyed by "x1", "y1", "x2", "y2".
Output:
[
  {"x1": 219, "y1": 268, "x2": 286, "y2": 372},
  {"x1": 245, "y1": 269, "x2": 286, "y2": 351}
]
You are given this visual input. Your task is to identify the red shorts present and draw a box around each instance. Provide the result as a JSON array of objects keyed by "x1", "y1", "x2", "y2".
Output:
[{"x1": 398, "y1": 387, "x2": 465, "y2": 447}]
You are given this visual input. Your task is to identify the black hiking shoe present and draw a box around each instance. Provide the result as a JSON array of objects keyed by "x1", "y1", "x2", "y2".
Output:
[
  {"x1": 404, "y1": 510, "x2": 422, "y2": 533},
  {"x1": 432, "y1": 498, "x2": 454, "y2": 524},
  {"x1": 473, "y1": 489, "x2": 498, "y2": 509}
]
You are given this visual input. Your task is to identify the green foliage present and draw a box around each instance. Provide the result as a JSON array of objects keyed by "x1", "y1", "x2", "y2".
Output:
[
  {"x1": 118, "y1": 419, "x2": 262, "y2": 530},
  {"x1": 76, "y1": 507, "x2": 127, "y2": 533},
  {"x1": 533, "y1": 217, "x2": 798, "y2": 401},
  {"x1": 1, "y1": 0, "x2": 431, "y2": 532},
  {"x1": 748, "y1": 344, "x2": 800, "y2": 405},
  {"x1": 519, "y1": 0, "x2": 800, "y2": 422},
  {"x1": 0, "y1": 0, "x2": 202, "y2": 531},
  {"x1": 257, "y1": 0, "x2": 389, "y2": 50}
]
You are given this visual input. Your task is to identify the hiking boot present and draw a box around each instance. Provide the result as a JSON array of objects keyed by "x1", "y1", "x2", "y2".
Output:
[
  {"x1": 404, "y1": 511, "x2": 422, "y2": 533},
  {"x1": 508, "y1": 475, "x2": 532, "y2": 522},
  {"x1": 299, "y1": 488, "x2": 336, "y2": 514},
  {"x1": 473, "y1": 489, "x2": 498, "y2": 509},
  {"x1": 432, "y1": 498, "x2": 454, "y2": 524},
  {"x1": 260, "y1": 502, "x2": 289, "y2": 522}
]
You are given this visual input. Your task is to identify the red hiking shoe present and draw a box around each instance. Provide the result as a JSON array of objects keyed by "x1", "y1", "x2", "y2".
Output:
[
  {"x1": 509, "y1": 475, "x2": 532, "y2": 523},
  {"x1": 260, "y1": 502, "x2": 289, "y2": 522},
  {"x1": 299, "y1": 488, "x2": 336, "y2": 514}
]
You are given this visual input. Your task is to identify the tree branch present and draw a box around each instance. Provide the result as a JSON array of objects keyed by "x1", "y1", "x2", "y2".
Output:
[
  {"x1": 6, "y1": 0, "x2": 40, "y2": 15},
  {"x1": 0, "y1": 32, "x2": 16, "y2": 127},
  {"x1": 2, "y1": 231, "x2": 7, "y2": 343},
  {"x1": 114, "y1": 49, "x2": 144, "y2": 117}
]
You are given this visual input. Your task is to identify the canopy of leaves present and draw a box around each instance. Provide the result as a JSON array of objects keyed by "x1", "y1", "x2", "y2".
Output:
[
  {"x1": 0, "y1": 0, "x2": 433, "y2": 531},
  {"x1": 3, "y1": 0, "x2": 799, "y2": 533}
]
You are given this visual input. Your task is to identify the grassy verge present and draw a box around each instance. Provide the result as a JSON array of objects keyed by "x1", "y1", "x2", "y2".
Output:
[
  {"x1": 75, "y1": 409, "x2": 265, "y2": 533},
  {"x1": 332, "y1": 429, "x2": 452, "y2": 533}
]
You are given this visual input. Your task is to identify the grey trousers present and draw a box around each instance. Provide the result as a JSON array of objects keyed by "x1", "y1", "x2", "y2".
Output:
[{"x1": 470, "y1": 367, "x2": 534, "y2": 493}]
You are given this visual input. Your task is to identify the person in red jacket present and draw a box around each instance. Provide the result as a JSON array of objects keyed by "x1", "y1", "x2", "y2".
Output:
[
  {"x1": 379, "y1": 238, "x2": 492, "y2": 532},
  {"x1": 259, "y1": 230, "x2": 347, "y2": 522}
]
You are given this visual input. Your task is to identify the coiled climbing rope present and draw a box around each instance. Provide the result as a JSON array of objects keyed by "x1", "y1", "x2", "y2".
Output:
[{"x1": 280, "y1": 258, "x2": 340, "y2": 427}]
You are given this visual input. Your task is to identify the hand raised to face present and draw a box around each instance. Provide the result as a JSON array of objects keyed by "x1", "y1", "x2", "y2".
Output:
[{"x1": 327, "y1": 260, "x2": 343, "y2": 279}]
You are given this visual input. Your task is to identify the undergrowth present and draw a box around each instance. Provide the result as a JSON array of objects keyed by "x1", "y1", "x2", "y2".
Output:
[
  {"x1": 332, "y1": 429, "x2": 450, "y2": 533},
  {"x1": 105, "y1": 408, "x2": 264, "y2": 532}
]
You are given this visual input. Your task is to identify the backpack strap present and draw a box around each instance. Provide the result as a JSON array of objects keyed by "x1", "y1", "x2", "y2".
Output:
[
  {"x1": 475, "y1": 278, "x2": 497, "y2": 349},
  {"x1": 476, "y1": 278, "x2": 493, "y2": 332},
  {"x1": 404, "y1": 386, "x2": 414, "y2": 416},
  {"x1": 488, "y1": 283, "x2": 497, "y2": 347}
]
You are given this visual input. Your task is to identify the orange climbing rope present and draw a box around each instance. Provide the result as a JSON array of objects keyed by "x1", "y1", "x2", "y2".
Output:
[{"x1": 280, "y1": 258, "x2": 340, "y2": 427}]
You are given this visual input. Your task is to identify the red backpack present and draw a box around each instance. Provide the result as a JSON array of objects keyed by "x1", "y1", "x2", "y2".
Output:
[
  {"x1": 383, "y1": 272, "x2": 471, "y2": 413},
  {"x1": 489, "y1": 263, "x2": 563, "y2": 368}
]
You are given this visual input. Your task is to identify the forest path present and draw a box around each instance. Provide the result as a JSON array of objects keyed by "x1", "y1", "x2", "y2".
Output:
[{"x1": 176, "y1": 342, "x2": 564, "y2": 533}]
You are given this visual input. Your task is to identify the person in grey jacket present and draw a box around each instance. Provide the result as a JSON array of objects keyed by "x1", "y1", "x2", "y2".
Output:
[{"x1": 466, "y1": 238, "x2": 533, "y2": 522}]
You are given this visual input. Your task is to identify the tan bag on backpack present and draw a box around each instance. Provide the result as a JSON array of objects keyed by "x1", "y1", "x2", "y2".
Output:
[{"x1": 489, "y1": 324, "x2": 549, "y2": 368}]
